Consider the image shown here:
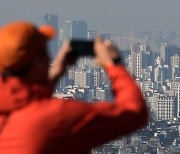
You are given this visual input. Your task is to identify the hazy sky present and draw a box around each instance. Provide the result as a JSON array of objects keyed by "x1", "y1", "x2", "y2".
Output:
[{"x1": 1, "y1": 0, "x2": 180, "y2": 34}]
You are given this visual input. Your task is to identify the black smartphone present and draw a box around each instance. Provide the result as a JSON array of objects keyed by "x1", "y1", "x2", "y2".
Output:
[
  {"x1": 70, "y1": 39, "x2": 122, "y2": 64},
  {"x1": 70, "y1": 40, "x2": 95, "y2": 57}
]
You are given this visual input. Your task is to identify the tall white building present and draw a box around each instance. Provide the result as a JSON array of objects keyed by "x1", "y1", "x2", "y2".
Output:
[
  {"x1": 178, "y1": 86, "x2": 180, "y2": 118},
  {"x1": 135, "y1": 53, "x2": 142, "y2": 78},
  {"x1": 145, "y1": 92, "x2": 159, "y2": 119},
  {"x1": 160, "y1": 43, "x2": 171, "y2": 66},
  {"x1": 130, "y1": 45, "x2": 137, "y2": 76},
  {"x1": 171, "y1": 54, "x2": 180, "y2": 67},
  {"x1": 74, "y1": 70, "x2": 87, "y2": 88},
  {"x1": 93, "y1": 69, "x2": 103, "y2": 88},
  {"x1": 157, "y1": 96, "x2": 176, "y2": 120}
]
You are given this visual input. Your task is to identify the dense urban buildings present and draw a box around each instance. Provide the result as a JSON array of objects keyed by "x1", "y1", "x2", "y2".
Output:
[{"x1": 43, "y1": 14, "x2": 180, "y2": 153}]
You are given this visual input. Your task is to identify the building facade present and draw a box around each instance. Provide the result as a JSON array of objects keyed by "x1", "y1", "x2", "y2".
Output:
[{"x1": 43, "y1": 14, "x2": 58, "y2": 59}]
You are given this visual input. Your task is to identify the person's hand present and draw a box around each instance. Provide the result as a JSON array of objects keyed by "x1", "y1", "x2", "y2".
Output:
[
  {"x1": 94, "y1": 37, "x2": 121, "y2": 68},
  {"x1": 48, "y1": 41, "x2": 76, "y2": 84}
]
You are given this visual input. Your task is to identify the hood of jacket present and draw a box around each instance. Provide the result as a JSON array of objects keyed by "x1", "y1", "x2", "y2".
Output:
[{"x1": 0, "y1": 76, "x2": 53, "y2": 114}]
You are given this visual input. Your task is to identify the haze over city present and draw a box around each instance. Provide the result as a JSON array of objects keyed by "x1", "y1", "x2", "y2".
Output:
[
  {"x1": 0, "y1": 1, "x2": 180, "y2": 153},
  {"x1": 1, "y1": 0, "x2": 180, "y2": 34}
]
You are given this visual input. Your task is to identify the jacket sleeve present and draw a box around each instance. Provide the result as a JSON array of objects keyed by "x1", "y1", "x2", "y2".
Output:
[{"x1": 49, "y1": 64, "x2": 148, "y2": 151}]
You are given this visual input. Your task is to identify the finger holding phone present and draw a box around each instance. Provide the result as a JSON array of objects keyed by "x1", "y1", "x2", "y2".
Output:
[{"x1": 49, "y1": 37, "x2": 121, "y2": 85}]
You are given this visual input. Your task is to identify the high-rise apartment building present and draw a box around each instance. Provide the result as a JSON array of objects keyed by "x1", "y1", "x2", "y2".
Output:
[
  {"x1": 157, "y1": 96, "x2": 177, "y2": 120},
  {"x1": 178, "y1": 86, "x2": 180, "y2": 118},
  {"x1": 87, "y1": 30, "x2": 97, "y2": 40},
  {"x1": 74, "y1": 70, "x2": 87, "y2": 88},
  {"x1": 130, "y1": 45, "x2": 137, "y2": 76},
  {"x1": 93, "y1": 69, "x2": 103, "y2": 88},
  {"x1": 161, "y1": 44, "x2": 171, "y2": 66},
  {"x1": 140, "y1": 47, "x2": 155, "y2": 69},
  {"x1": 136, "y1": 53, "x2": 142, "y2": 78},
  {"x1": 154, "y1": 65, "x2": 163, "y2": 84},
  {"x1": 61, "y1": 20, "x2": 87, "y2": 42},
  {"x1": 72, "y1": 20, "x2": 87, "y2": 39},
  {"x1": 171, "y1": 54, "x2": 180, "y2": 68},
  {"x1": 61, "y1": 21, "x2": 72, "y2": 42},
  {"x1": 160, "y1": 44, "x2": 177, "y2": 66},
  {"x1": 141, "y1": 79, "x2": 154, "y2": 92},
  {"x1": 43, "y1": 14, "x2": 58, "y2": 59}
]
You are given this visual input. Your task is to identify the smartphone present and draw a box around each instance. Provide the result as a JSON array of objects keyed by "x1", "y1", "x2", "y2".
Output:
[
  {"x1": 70, "y1": 40, "x2": 95, "y2": 57},
  {"x1": 70, "y1": 39, "x2": 122, "y2": 64}
]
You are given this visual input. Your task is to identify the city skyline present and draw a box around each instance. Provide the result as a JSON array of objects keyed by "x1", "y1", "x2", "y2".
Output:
[
  {"x1": 0, "y1": 1, "x2": 180, "y2": 153},
  {"x1": 1, "y1": 0, "x2": 180, "y2": 34}
]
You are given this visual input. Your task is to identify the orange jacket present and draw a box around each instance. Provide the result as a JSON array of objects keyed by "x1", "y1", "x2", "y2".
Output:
[{"x1": 0, "y1": 64, "x2": 148, "y2": 154}]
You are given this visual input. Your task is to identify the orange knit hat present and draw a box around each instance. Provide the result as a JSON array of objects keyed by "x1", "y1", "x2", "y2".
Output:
[{"x1": 0, "y1": 21, "x2": 55, "y2": 73}]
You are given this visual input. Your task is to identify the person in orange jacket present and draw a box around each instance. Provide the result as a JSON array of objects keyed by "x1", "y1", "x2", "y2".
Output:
[{"x1": 0, "y1": 21, "x2": 148, "y2": 154}]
